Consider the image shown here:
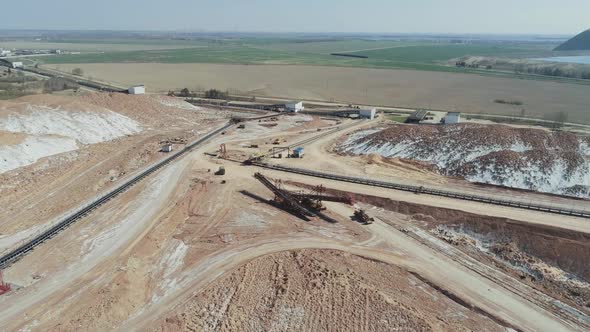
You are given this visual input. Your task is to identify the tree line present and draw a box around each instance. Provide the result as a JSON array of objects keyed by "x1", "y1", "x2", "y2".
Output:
[
  {"x1": 170, "y1": 88, "x2": 229, "y2": 100},
  {"x1": 513, "y1": 64, "x2": 590, "y2": 80}
]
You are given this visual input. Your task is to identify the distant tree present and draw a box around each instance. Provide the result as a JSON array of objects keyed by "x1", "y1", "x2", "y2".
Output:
[
  {"x1": 486, "y1": 65, "x2": 493, "y2": 70},
  {"x1": 520, "y1": 108, "x2": 526, "y2": 118},
  {"x1": 72, "y1": 68, "x2": 84, "y2": 76},
  {"x1": 204, "y1": 89, "x2": 228, "y2": 100},
  {"x1": 179, "y1": 88, "x2": 191, "y2": 97},
  {"x1": 167, "y1": 90, "x2": 175, "y2": 97}
]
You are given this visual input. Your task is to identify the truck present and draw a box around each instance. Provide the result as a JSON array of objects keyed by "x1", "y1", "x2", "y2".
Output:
[{"x1": 215, "y1": 166, "x2": 226, "y2": 175}]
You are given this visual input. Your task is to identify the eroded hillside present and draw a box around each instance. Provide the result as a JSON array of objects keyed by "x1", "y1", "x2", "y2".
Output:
[{"x1": 337, "y1": 124, "x2": 590, "y2": 198}]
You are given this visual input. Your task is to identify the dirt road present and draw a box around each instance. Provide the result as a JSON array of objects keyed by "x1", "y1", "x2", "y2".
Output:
[{"x1": 127, "y1": 203, "x2": 577, "y2": 332}]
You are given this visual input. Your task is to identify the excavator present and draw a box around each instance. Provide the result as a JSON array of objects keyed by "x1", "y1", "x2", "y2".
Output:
[{"x1": 353, "y1": 209, "x2": 374, "y2": 225}]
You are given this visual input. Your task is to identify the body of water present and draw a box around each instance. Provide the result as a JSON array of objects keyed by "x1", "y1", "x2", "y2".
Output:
[{"x1": 531, "y1": 56, "x2": 590, "y2": 64}]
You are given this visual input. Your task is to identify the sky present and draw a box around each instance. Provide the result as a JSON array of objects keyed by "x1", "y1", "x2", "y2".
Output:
[{"x1": 7, "y1": 0, "x2": 590, "y2": 35}]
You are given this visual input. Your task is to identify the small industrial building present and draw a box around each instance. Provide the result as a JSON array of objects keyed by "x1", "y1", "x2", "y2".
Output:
[
  {"x1": 445, "y1": 112, "x2": 461, "y2": 124},
  {"x1": 161, "y1": 144, "x2": 173, "y2": 153},
  {"x1": 128, "y1": 85, "x2": 146, "y2": 95},
  {"x1": 293, "y1": 147, "x2": 305, "y2": 158},
  {"x1": 11, "y1": 62, "x2": 23, "y2": 69},
  {"x1": 359, "y1": 108, "x2": 377, "y2": 120},
  {"x1": 285, "y1": 101, "x2": 304, "y2": 113},
  {"x1": 0, "y1": 50, "x2": 11, "y2": 57}
]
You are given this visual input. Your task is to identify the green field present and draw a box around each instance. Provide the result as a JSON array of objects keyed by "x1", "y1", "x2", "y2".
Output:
[
  {"x1": 386, "y1": 114, "x2": 410, "y2": 123},
  {"x1": 33, "y1": 42, "x2": 550, "y2": 73},
  {"x1": 348, "y1": 44, "x2": 538, "y2": 62},
  {"x1": 18, "y1": 37, "x2": 565, "y2": 78},
  {"x1": 247, "y1": 39, "x2": 430, "y2": 54}
]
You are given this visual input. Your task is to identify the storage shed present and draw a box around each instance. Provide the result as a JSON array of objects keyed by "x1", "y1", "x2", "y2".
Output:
[
  {"x1": 285, "y1": 101, "x2": 304, "y2": 113},
  {"x1": 128, "y1": 85, "x2": 146, "y2": 95},
  {"x1": 359, "y1": 108, "x2": 377, "y2": 120},
  {"x1": 445, "y1": 112, "x2": 461, "y2": 124},
  {"x1": 293, "y1": 147, "x2": 305, "y2": 158},
  {"x1": 161, "y1": 144, "x2": 173, "y2": 153}
]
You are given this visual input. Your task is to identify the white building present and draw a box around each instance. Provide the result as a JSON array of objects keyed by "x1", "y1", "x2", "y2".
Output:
[
  {"x1": 359, "y1": 108, "x2": 377, "y2": 120},
  {"x1": 293, "y1": 147, "x2": 305, "y2": 158},
  {"x1": 445, "y1": 112, "x2": 461, "y2": 124},
  {"x1": 0, "y1": 50, "x2": 11, "y2": 57},
  {"x1": 11, "y1": 62, "x2": 23, "y2": 69},
  {"x1": 161, "y1": 144, "x2": 173, "y2": 153},
  {"x1": 285, "y1": 101, "x2": 304, "y2": 113},
  {"x1": 128, "y1": 85, "x2": 146, "y2": 95}
]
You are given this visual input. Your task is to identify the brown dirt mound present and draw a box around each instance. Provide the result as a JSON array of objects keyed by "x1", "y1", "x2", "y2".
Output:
[
  {"x1": 0, "y1": 93, "x2": 226, "y2": 129},
  {"x1": 79, "y1": 93, "x2": 228, "y2": 127},
  {"x1": 359, "y1": 124, "x2": 586, "y2": 171},
  {"x1": 153, "y1": 249, "x2": 504, "y2": 332}
]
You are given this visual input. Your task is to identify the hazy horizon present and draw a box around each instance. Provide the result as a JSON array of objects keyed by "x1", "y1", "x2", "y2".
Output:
[{"x1": 6, "y1": 0, "x2": 589, "y2": 35}]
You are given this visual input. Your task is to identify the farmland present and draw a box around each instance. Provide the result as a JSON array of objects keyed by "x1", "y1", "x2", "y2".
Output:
[
  {"x1": 347, "y1": 44, "x2": 541, "y2": 62},
  {"x1": 0, "y1": 39, "x2": 211, "y2": 52},
  {"x1": 4, "y1": 36, "x2": 590, "y2": 123},
  {"x1": 46, "y1": 63, "x2": 590, "y2": 124},
  {"x1": 28, "y1": 38, "x2": 558, "y2": 74}
]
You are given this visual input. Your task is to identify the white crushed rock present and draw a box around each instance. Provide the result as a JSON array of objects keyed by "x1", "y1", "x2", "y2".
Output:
[
  {"x1": 339, "y1": 125, "x2": 590, "y2": 198},
  {"x1": 1, "y1": 105, "x2": 141, "y2": 144},
  {"x1": 0, "y1": 104, "x2": 142, "y2": 173},
  {"x1": 0, "y1": 136, "x2": 78, "y2": 173},
  {"x1": 151, "y1": 239, "x2": 189, "y2": 304},
  {"x1": 158, "y1": 239, "x2": 189, "y2": 279}
]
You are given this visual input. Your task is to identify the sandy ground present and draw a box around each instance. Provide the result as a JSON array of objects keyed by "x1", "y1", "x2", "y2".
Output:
[
  {"x1": 0, "y1": 105, "x2": 588, "y2": 331},
  {"x1": 45, "y1": 63, "x2": 590, "y2": 124},
  {"x1": 0, "y1": 93, "x2": 230, "y2": 251},
  {"x1": 257, "y1": 119, "x2": 590, "y2": 222}
]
